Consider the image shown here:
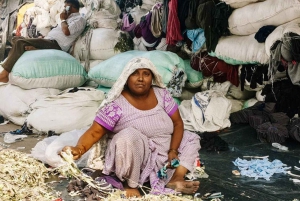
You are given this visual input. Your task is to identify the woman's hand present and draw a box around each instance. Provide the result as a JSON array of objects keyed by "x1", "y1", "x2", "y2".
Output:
[
  {"x1": 61, "y1": 146, "x2": 82, "y2": 160},
  {"x1": 167, "y1": 150, "x2": 179, "y2": 168}
]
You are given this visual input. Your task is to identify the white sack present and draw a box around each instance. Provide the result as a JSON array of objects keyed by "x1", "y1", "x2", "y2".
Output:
[
  {"x1": 130, "y1": 6, "x2": 149, "y2": 24},
  {"x1": 25, "y1": 6, "x2": 51, "y2": 32},
  {"x1": 243, "y1": 98, "x2": 258, "y2": 109},
  {"x1": 0, "y1": 83, "x2": 61, "y2": 125},
  {"x1": 201, "y1": 79, "x2": 231, "y2": 96},
  {"x1": 265, "y1": 18, "x2": 300, "y2": 56},
  {"x1": 88, "y1": 10, "x2": 119, "y2": 29},
  {"x1": 32, "y1": 128, "x2": 92, "y2": 167},
  {"x1": 227, "y1": 84, "x2": 256, "y2": 100},
  {"x1": 141, "y1": 0, "x2": 162, "y2": 10},
  {"x1": 26, "y1": 88, "x2": 105, "y2": 134},
  {"x1": 73, "y1": 28, "x2": 123, "y2": 61},
  {"x1": 228, "y1": 0, "x2": 300, "y2": 35},
  {"x1": 212, "y1": 34, "x2": 269, "y2": 64},
  {"x1": 227, "y1": 97, "x2": 244, "y2": 113},
  {"x1": 179, "y1": 90, "x2": 232, "y2": 132},
  {"x1": 223, "y1": 0, "x2": 265, "y2": 9}
]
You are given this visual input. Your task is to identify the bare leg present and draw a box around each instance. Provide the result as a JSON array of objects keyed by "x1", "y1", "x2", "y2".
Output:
[
  {"x1": 24, "y1": 46, "x2": 38, "y2": 51},
  {"x1": 0, "y1": 69, "x2": 9, "y2": 83},
  {"x1": 124, "y1": 182, "x2": 141, "y2": 197},
  {"x1": 166, "y1": 165, "x2": 200, "y2": 194}
]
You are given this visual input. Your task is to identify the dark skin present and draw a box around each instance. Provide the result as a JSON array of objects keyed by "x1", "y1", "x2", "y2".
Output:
[{"x1": 62, "y1": 68, "x2": 200, "y2": 197}]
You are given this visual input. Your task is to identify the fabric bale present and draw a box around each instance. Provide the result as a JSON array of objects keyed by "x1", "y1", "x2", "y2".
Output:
[
  {"x1": 179, "y1": 87, "x2": 202, "y2": 101},
  {"x1": 249, "y1": 115, "x2": 268, "y2": 129},
  {"x1": 0, "y1": 83, "x2": 61, "y2": 125},
  {"x1": 256, "y1": 122, "x2": 289, "y2": 143},
  {"x1": 180, "y1": 59, "x2": 203, "y2": 88},
  {"x1": 9, "y1": 49, "x2": 87, "y2": 90},
  {"x1": 210, "y1": 34, "x2": 269, "y2": 65},
  {"x1": 228, "y1": 0, "x2": 300, "y2": 36},
  {"x1": 26, "y1": 88, "x2": 105, "y2": 134},
  {"x1": 88, "y1": 50, "x2": 187, "y2": 97},
  {"x1": 141, "y1": 0, "x2": 160, "y2": 10},
  {"x1": 129, "y1": 6, "x2": 149, "y2": 25},
  {"x1": 87, "y1": 10, "x2": 120, "y2": 29},
  {"x1": 222, "y1": 0, "x2": 265, "y2": 9},
  {"x1": 256, "y1": 90, "x2": 265, "y2": 101},
  {"x1": 288, "y1": 118, "x2": 300, "y2": 142},
  {"x1": 227, "y1": 97, "x2": 243, "y2": 113},
  {"x1": 227, "y1": 84, "x2": 256, "y2": 100},
  {"x1": 192, "y1": 52, "x2": 240, "y2": 86},
  {"x1": 243, "y1": 98, "x2": 258, "y2": 109},
  {"x1": 179, "y1": 90, "x2": 232, "y2": 132},
  {"x1": 201, "y1": 79, "x2": 231, "y2": 96},
  {"x1": 269, "y1": 112, "x2": 290, "y2": 126},
  {"x1": 265, "y1": 18, "x2": 300, "y2": 56}
]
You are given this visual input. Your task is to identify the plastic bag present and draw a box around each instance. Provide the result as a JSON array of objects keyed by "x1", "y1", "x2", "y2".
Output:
[{"x1": 31, "y1": 127, "x2": 91, "y2": 167}]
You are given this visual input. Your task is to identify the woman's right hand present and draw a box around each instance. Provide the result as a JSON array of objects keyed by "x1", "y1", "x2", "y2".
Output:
[{"x1": 61, "y1": 146, "x2": 83, "y2": 160}]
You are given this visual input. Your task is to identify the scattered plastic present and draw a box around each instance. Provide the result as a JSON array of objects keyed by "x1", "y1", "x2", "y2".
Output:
[
  {"x1": 287, "y1": 171, "x2": 300, "y2": 178},
  {"x1": 272, "y1": 143, "x2": 288, "y2": 151},
  {"x1": 4, "y1": 133, "x2": 27, "y2": 144},
  {"x1": 232, "y1": 170, "x2": 241, "y2": 176}
]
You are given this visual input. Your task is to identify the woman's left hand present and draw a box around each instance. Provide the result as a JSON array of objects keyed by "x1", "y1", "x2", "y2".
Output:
[{"x1": 167, "y1": 151, "x2": 178, "y2": 168}]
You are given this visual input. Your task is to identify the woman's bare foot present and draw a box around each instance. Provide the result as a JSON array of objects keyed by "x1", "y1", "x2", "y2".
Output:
[
  {"x1": 166, "y1": 180, "x2": 200, "y2": 194},
  {"x1": 24, "y1": 46, "x2": 38, "y2": 51},
  {"x1": 0, "y1": 69, "x2": 9, "y2": 83},
  {"x1": 124, "y1": 183, "x2": 141, "y2": 197}
]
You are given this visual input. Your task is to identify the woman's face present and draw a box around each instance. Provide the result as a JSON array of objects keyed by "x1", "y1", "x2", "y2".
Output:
[{"x1": 127, "y1": 68, "x2": 153, "y2": 96}]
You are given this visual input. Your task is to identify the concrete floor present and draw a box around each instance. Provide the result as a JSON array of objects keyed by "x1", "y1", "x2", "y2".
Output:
[{"x1": 0, "y1": 122, "x2": 44, "y2": 153}]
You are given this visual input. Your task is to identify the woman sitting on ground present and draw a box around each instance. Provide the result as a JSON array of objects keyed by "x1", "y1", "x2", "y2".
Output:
[{"x1": 62, "y1": 57, "x2": 201, "y2": 197}]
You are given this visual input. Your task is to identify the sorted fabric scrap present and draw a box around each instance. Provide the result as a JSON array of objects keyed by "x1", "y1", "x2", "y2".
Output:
[
  {"x1": 0, "y1": 149, "x2": 59, "y2": 201},
  {"x1": 232, "y1": 157, "x2": 290, "y2": 180}
]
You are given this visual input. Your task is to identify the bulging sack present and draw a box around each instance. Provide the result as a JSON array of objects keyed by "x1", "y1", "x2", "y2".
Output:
[{"x1": 9, "y1": 49, "x2": 87, "y2": 90}]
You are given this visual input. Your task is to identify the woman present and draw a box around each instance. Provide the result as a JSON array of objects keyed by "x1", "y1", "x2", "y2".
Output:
[{"x1": 62, "y1": 57, "x2": 201, "y2": 197}]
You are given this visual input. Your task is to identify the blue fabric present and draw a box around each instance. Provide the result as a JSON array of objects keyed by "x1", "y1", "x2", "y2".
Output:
[
  {"x1": 187, "y1": 28, "x2": 206, "y2": 53},
  {"x1": 157, "y1": 159, "x2": 180, "y2": 179},
  {"x1": 232, "y1": 158, "x2": 290, "y2": 180}
]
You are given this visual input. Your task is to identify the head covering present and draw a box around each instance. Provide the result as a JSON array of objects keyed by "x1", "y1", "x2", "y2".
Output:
[{"x1": 99, "y1": 57, "x2": 165, "y2": 109}]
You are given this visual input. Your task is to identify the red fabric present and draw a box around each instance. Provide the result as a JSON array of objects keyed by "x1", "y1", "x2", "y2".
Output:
[
  {"x1": 166, "y1": 0, "x2": 183, "y2": 45},
  {"x1": 15, "y1": 24, "x2": 23, "y2": 37},
  {"x1": 191, "y1": 52, "x2": 240, "y2": 86}
]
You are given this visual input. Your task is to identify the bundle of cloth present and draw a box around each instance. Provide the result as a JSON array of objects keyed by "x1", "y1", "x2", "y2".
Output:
[
  {"x1": 230, "y1": 102, "x2": 290, "y2": 143},
  {"x1": 179, "y1": 90, "x2": 232, "y2": 133},
  {"x1": 191, "y1": 51, "x2": 240, "y2": 87}
]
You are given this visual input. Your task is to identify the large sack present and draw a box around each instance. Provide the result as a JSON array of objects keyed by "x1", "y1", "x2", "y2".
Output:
[
  {"x1": 9, "y1": 49, "x2": 87, "y2": 90},
  {"x1": 227, "y1": 84, "x2": 256, "y2": 100},
  {"x1": 265, "y1": 18, "x2": 300, "y2": 56},
  {"x1": 180, "y1": 60, "x2": 203, "y2": 88},
  {"x1": 88, "y1": 50, "x2": 187, "y2": 97},
  {"x1": 129, "y1": 6, "x2": 149, "y2": 24},
  {"x1": 228, "y1": 0, "x2": 300, "y2": 35},
  {"x1": 73, "y1": 28, "x2": 125, "y2": 61},
  {"x1": 210, "y1": 34, "x2": 269, "y2": 65},
  {"x1": 0, "y1": 83, "x2": 60, "y2": 125},
  {"x1": 86, "y1": 0, "x2": 121, "y2": 29},
  {"x1": 26, "y1": 88, "x2": 105, "y2": 134},
  {"x1": 179, "y1": 90, "x2": 232, "y2": 132},
  {"x1": 223, "y1": 0, "x2": 265, "y2": 9}
]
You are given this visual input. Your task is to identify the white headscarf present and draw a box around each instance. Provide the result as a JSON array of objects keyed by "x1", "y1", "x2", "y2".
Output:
[{"x1": 99, "y1": 57, "x2": 166, "y2": 109}]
